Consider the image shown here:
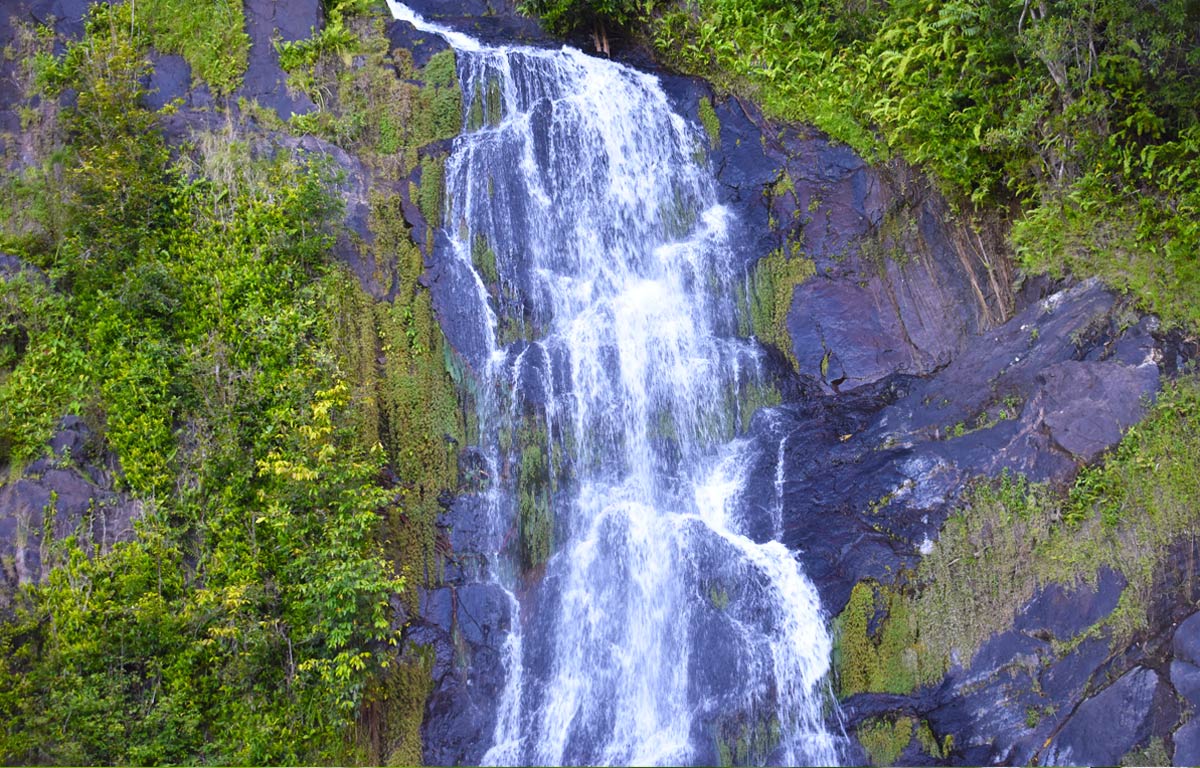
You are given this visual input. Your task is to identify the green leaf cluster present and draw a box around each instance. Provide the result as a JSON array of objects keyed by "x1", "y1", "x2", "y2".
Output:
[
  {"x1": 652, "y1": 0, "x2": 1200, "y2": 328},
  {"x1": 519, "y1": 0, "x2": 660, "y2": 35}
]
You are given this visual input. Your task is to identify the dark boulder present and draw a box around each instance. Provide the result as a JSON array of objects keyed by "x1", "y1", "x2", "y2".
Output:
[
  {"x1": 1173, "y1": 610, "x2": 1200, "y2": 667},
  {"x1": 1041, "y1": 667, "x2": 1166, "y2": 765},
  {"x1": 1175, "y1": 719, "x2": 1200, "y2": 766}
]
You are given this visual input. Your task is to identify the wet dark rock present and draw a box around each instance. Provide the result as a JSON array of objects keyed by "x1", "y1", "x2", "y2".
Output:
[
  {"x1": 760, "y1": 278, "x2": 1162, "y2": 619},
  {"x1": 399, "y1": 0, "x2": 559, "y2": 48},
  {"x1": 414, "y1": 580, "x2": 513, "y2": 766},
  {"x1": 0, "y1": 0, "x2": 107, "y2": 42},
  {"x1": 143, "y1": 53, "x2": 190, "y2": 110},
  {"x1": 1170, "y1": 660, "x2": 1200, "y2": 708},
  {"x1": 444, "y1": 494, "x2": 504, "y2": 558},
  {"x1": 1016, "y1": 567, "x2": 1126, "y2": 642},
  {"x1": 235, "y1": 0, "x2": 320, "y2": 120},
  {"x1": 705, "y1": 96, "x2": 780, "y2": 269},
  {"x1": 387, "y1": 18, "x2": 451, "y2": 69},
  {"x1": 1173, "y1": 611, "x2": 1200, "y2": 667},
  {"x1": 425, "y1": 244, "x2": 494, "y2": 370},
  {"x1": 1042, "y1": 666, "x2": 1163, "y2": 765},
  {"x1": 0, "y1": 417, "x2": 139, "y2": 612},
  {"x1": 1040, "y1": 360, "x2": 1157, "y2": 462},
  {"x1": 1174, "y1": 719, "x2": 1200, "y2": 766},
  {"x1": 1038, "y1": 634, "x2": 1112, "y2": 710},
  {"x1": 725, "y1": 117, "x2": 1012, "y2": 392},
  {"x1": 142, "y1": 53, "x2": 214, "y2": 112}
]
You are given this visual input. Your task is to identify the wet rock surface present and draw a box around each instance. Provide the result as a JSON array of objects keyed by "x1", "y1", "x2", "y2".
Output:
[
  {"x1": 406, "y1": 576, "x2": 513, "y2": 766},
  {"x1": 0, "y1": 416, "x2": 140, "y2": 612},
  {"x1": 740, "y1": 278, "x2": 1162, "y2": 616},
  {"x1": 235, "y1": 0, "x2": 320, "y2": 120}
]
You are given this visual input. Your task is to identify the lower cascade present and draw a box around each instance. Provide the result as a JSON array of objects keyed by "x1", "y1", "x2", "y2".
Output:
[{"x1": 388, "y1": 4, "x2": 844, "y2": 764}]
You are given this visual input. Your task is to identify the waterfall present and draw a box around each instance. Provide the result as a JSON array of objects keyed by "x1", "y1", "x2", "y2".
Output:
[{"x1": 386, "y1": 4, "x2": 843, "y2": 764}]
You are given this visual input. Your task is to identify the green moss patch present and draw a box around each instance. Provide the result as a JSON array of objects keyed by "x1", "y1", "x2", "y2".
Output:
[
  {"x1": 857, "y1": 716, "x2": 914, "y2": 766},
  {"x1": 742, "y1": 248, "x2": 815, "y2": 371}
]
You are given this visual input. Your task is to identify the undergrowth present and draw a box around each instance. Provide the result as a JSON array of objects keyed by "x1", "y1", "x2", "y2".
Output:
[{"x1": 0, "y1": 1, "x2": 464, "y2": 763}]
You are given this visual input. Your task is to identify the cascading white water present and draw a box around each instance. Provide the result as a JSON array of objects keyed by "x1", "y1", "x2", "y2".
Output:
[{"x1": 387, "y1": 4, "x2": 843, "y2": 764}]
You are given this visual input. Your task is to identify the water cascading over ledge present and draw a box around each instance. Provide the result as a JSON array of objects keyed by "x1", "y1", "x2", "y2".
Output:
[{"x1": 387, "y1": 4, "x2": 845, "y2": 763}]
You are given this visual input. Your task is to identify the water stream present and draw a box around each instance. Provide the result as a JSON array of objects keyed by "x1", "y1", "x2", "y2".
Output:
[{"x1": 386, "y1": 4, "x2": 843, "y2": 763}]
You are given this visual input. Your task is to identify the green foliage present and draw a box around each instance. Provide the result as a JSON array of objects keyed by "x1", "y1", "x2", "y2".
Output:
[
  {"x1": 743, "y1": 248, "x2": 815, "y2": 371},
  {"x1": 361, "y1": 193, "x2": 465, "y2": 609},
  {"x1": 915, "y1": 719, "x2": 944, "y2": 760},
  {"x1": 40, "y1": 4, "x2": 177, "y2": 281},
  {"x1": 467, "y1": 76, "x2": 505, "y2": 132},
  {"x1": 1122, "y1": 736, "x2": 1170, "y2": 767},
  {"x1": 414, "y1": 50, "x2": 463, "y2": 146},
  {"x1": 714, "y1": 713, "x2": 782, "y2": 767},
  {"x1": 652, "y1": 0, "x2": 1200, "y2": 331},
  {"x1": 277, "y1": 0, "x2": 376, "y2": 76},
  {"x1": 418, "y1": 154, "x2": 447, "y2": 229},
  {"x1": 856, "y1": 716, "x2": 913, "y2": 766},
  {"x1": 277, "y1": 6, "x2": 469, "y2": 617},
  {"x1": 520, "y1": 0, "x2": 659, "y2": 35},
  {"x1": 0, "y1": 2, "x2": 467, "y2": 761},
  {"x1": 516, "y1": 417, "x2": 554, "y2": 571},
  {"x1": 833, "y1": 581, "x2": 932, "y2": 698},
  {"x1": 358, "y1": 645, "x2": 436, "y2": 765},
  {"x1": 281, "y1": 14, "x2": 461, "y2": 161},
  {"x1": 472, "y1": 232, "x2": 499, "y2": 285},
  {"x1": 0, "y1": 277, "x2": 88, "y2": 467},
  {"x1": 135, "y1": 0, "x2": 249, "y2": 95},
  {"x1": 697, "y1": 95, "x2": 720, "y2": 149}
]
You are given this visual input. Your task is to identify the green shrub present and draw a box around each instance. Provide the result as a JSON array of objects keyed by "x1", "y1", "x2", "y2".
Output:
[
  {"x1": 136, "y1": 0, "x2": 249, "y2": 95},
  {"x1": 520, "y1": 0, "x2": 658, "y2": 35},
  {"x1": 857, "y1": 716, "x2": 913, "y2": 766}
]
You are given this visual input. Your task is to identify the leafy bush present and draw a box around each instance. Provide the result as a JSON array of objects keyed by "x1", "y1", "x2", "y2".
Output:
[{"x1": 520, "y1": 0, "x2": 658, "y2": 35}]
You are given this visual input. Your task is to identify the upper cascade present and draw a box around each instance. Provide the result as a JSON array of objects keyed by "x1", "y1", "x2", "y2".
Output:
[{"x1": 387, "y1": 3, "x2": 844, "y2": 764}]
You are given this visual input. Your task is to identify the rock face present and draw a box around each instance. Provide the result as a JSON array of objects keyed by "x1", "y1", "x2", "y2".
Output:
[
  {"x1": 235, "y1": 0, "x2": 320, "y2": 120},
  {"x1": 737, "y1": 277, "x2": 1161, "y2": 615},
  {"x1": 0, "y1": 416, "x2": 140, "y2": 611}
]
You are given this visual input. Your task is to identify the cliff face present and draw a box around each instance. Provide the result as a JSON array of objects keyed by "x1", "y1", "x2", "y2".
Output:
[
  {"x1": 3, "y1": 1, "x2": 1198, "y2": 765},
  {"x1": 662, "y1": 74, "x2": 1197, "y2": 767},
  {"x1": 403, "y1": 7, "x2": 1198, "y2": 762}
]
